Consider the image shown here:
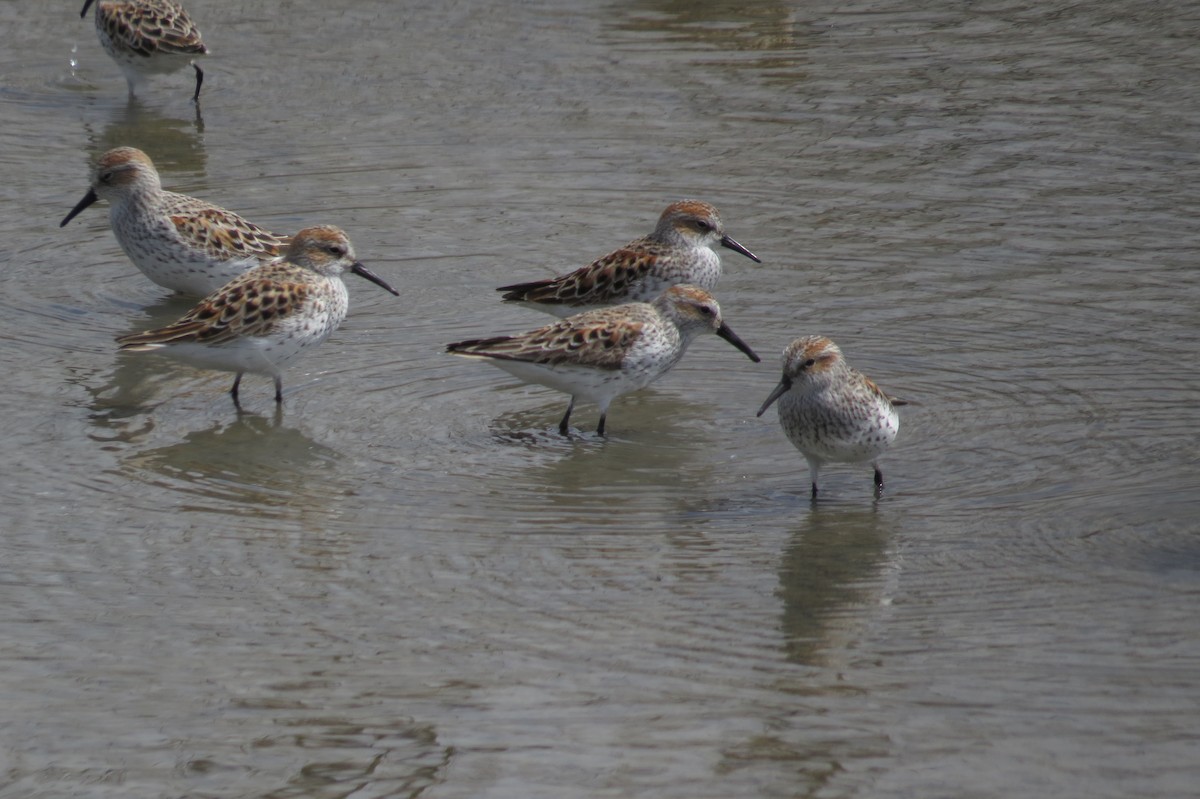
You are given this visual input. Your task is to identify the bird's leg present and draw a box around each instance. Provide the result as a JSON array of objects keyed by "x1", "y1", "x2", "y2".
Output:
[
  {"x1": 873, "y1": 463, "x2": 885, "y2": 497},
  {"x1": 558, "y1": 397, "x2": 575, "y2": 436},
  {"x1": 192, "y1": 63, "x2": 204, "y2": 102},
  {"x1": 230, "y1": 372, "x2": 246, "y2": 413},
  {"x1": 274, "y1": 376, "x2": 284, "y2": 404},
  {"x1": 596, "y1": 412, "x2": 607, "y2": 437}
]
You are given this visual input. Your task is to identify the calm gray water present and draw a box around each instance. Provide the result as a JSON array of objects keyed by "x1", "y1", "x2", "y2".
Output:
[{"x1": 0, "y1": 0, "x2": 1197, "y2": 797}]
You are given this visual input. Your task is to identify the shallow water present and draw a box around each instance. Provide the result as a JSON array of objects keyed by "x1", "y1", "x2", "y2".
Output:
[{"x1": 1, "y1": 0, "x2": 1197, "y2": 796}]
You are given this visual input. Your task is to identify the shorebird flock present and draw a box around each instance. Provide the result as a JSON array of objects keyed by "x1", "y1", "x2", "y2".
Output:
[{"x1": 65, "y1": 0, "x2": 905, "y2": 499}]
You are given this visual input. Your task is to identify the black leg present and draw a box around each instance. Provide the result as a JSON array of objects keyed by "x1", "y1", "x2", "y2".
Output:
[
  {"x1": 596, "y1": 412, "x2": 607, "y2": 437},
  {"x1": 874, "y1": 465, "x2": 884, "y2": 493},
  {"x1": 230, "y1": 372, "x2": 245, "y2": 412},
  {"x1": 192, "y1": 62, "x2": 204, "y2": 102},
  {"x1": 274, "y1": 376, "x2": 283, "y2": 404},
  {"x1": 558, "y1": 397, "x2": 575, "y2": 436},
  {"x1": 810, "y1": 481, "x2": 819, "y2": 500}
]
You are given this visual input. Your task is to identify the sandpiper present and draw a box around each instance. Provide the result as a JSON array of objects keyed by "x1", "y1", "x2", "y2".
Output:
[
  {"x1": 449, "y1": 284, "x2": 760, "y2": 436},
  {"x1": 497, "y1": 200, "x2": 760, "y2": 317},
  {"x1": 116, "y1": 225, "x2": 399, "y2": 406},
  {"x1": 61, "y1": 147, "x2": 288, "y2": 296},
  {"x1": 757, "y1": 336, "x2": 901, "y2": 499},
  {"x1": 80, "y1": 0, "x2": 209, "y2": 101}
]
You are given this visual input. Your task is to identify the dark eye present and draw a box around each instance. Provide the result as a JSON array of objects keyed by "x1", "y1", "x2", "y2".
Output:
[
  {"x1": 804, "y1": 358, "x2": 816, "y2": 368},
  {"x1": 698, "y1": 305, "x2": 713, "y2": 316},
  {"x1": 99, "y1": 171, "x2": 114, "y2": 184},
  {"x1": 327, "y1": 245, "x2": 346, "y2": 256},
  {"x1": 695, "y1": 220, "x2": 712, "y2": 231}
]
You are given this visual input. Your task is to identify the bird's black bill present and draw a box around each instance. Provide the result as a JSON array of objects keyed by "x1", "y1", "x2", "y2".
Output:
[
  {"x1": 80, "y1": 0, "x2": 95, "y2": 19},
  {"x1": 716, "y1": 322, "x2": 760, "y2": 363},
  {"x1": 756, "y1": 376, "x2": 791, "y2": 417},
  {"x1": 720, "y1": 234, "x2": 761, "y2": 263},
  {"x1": 60, "y1": 189, "x2": 99, "y2": 228},
  {"x1": 351, "y1": 262, "x2": 400, "y2": 296}
]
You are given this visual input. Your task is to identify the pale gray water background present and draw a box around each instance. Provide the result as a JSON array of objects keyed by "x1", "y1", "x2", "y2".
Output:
[{"x1": 0, "y1": 0, "x2": 1196, "y2": 796}]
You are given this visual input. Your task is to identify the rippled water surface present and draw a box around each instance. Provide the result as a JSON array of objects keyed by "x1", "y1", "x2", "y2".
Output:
[{"x1": 1, "y1": 0, "x2": 1197, "y2": 797}]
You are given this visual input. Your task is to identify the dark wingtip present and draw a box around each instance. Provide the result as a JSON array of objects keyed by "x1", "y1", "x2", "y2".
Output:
[
  {"x1": 446, "y1": 335, "x2": 515, "y2": 356},
  {"x1": 446, "y1": 337, "x2": 485, "y2": 354},
  {"x1": 496, "y1": 278, "x2": 551, "y2": 302}
]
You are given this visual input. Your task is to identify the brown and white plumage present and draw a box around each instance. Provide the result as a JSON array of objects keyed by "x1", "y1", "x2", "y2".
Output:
[
  {"x1": 449, "y1": 284, "x2": 760, "y2": 436},
  {"x1": 61, "y1": 147, "x2": 289, "y2": 296},
  {"x1": 757, "y1": 336, "x2": 901, "y2": 499},
  {"x1": 117, "y1": 225, "x2": 399, "y2": 405},
  {"x1": 80, "y1": 0, "x2": 209, "y2": 101},
  {"x1": 497, "y1": 201, "x2": 761, "y2": 317}
]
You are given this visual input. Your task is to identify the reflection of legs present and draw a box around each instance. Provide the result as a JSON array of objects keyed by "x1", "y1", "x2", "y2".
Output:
[
  {"x1": 558, "y1": 397, "x2": 575, "y2": 436},
  {"x1": 192, "y1": 63, "x2": 204, "y2": 102}
]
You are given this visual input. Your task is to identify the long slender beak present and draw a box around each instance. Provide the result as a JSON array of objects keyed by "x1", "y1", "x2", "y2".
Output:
[
  {"x1": 715, "y1": 322, "x2": 760, "y2": 363},
  {"x1": 720, "y1": 234, "x2": 761, "y2": 263},
  {"x1": 351, "y1": 261, "x2": 400, "y2": 296},
  {"x1": 60, "y1": 188, "x2": 99, "y2": 227},
  {"x1": 80, "y1": 0, "x2": 94, "y2": 19},
  {"x1": 756, "y1": 376, "x2": 791, "y2": 417}
]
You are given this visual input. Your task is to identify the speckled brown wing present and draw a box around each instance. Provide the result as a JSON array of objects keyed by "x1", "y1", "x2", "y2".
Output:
[
  {"x1": 104, "y1": 1, "x2": 207, "y2": 57},
  {"x1": 167, "y1": 205, "x2": 289, "y2": 261},
  {"x1": 498, "y1": 238, "x2": 668, "y2": 305},
  {"x1": 117, "y1": 267, "x2": 312, "y2": 349},
  {"x1": 860, "y1": 373, "x2": 904, "y2": 409},
  {"x1": 864, "y1": 374, "x2": 907, "y2": 407},
  {"x1": 448, "y1": 307, "x2": 650, "y2": 369}
]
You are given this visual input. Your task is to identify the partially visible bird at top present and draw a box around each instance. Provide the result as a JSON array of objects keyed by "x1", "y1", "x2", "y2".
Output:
[{"x1": 80, "y1": 0, "x2": 209, "y2": 102}]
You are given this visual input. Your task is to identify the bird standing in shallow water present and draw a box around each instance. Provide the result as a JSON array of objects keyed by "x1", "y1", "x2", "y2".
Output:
[
  {"x1": 757, "y1": 336, "x2": 901, "y2": 499},
  {"x1": 61, "y1": 147, "x2": 288, "y2": 297},
  {"x1": 449, "y1": 284, "x2": 761, "y2": 436},
  {"x1": 80, "y1": 0, "x2": 209, "y2": 102},
  {"x1": 496, "y1": 200, "x2": 760, "y2": 317},
  {"x1": 116, "y1": 225, "x2": 399, "y2": 407}
]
